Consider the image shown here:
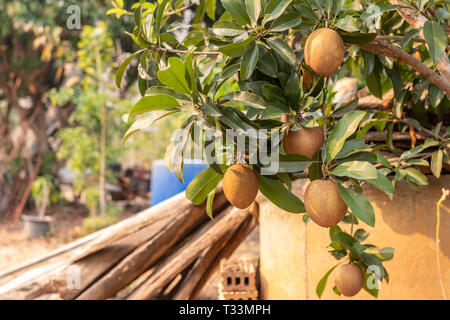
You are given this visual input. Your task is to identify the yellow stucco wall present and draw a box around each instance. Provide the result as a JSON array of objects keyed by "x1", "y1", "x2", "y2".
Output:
[{"x1": 259, "y1": 176, "x2": 450, "y2": 300}]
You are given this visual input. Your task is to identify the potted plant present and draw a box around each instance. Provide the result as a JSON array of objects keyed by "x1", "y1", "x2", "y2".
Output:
[{"x1": 23, "y1": 176, "x2": 53, "y2": 239}]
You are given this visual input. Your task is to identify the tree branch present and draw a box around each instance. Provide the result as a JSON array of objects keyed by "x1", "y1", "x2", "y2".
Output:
[
  {"x1": 148, "y1": 45, "x2": 220, "y2": 56},
  {"x1": 357, "y1": 41, "x2": 450, "y2": 95},
  {"x1": 390, "y1": 0, "x2": 450, "y2": 82},
  {"x1": 375, "y1": 36, "x2": 450, "y2": 51}
]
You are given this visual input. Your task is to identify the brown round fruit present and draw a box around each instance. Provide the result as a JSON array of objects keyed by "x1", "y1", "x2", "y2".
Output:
[
  {"x1": 304, "y1": 179, "x2": 348, "y2": 227},
  {"x1": 283, "y1": 126, "x2": 324, "y2": 159},
  {"x1": 223, "y1": 164, "x2": 259, "y2": 209},
  {"x1": 304, "y1": 28, "x2": 345, "y2": 77},
  {"x1": 335, "y1": 263, "x2": 364, "y2": 297}
]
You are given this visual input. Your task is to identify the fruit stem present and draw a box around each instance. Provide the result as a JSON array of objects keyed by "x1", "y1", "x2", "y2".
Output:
[{"x1": 321, "y1": 77, "x2": 330, "y2": 180}]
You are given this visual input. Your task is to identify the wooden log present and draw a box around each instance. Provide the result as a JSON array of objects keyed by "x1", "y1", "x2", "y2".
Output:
[
  {"x1": 69, "y1": 192, "x2": 193, "y2": 263},
  {"x1": 127, "y1": 206, "x2": 251, "y2": 300},
  {"x1": 171, "y1": 216, "x2": 241, "y2": 300},
  {"x1": 0, "y1": 216, "x2": 171, "y2": 300},
  {"x1": 189, "y1": 215, "x2": 258, "y2": 300},
  {"x1": 76, "y1": 192, "x2": 229, "y2": 300}
]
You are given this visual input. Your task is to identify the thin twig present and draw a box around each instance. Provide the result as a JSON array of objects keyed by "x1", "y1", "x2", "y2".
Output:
[
  {"x1": 165, "y1": 3, "x2": 194, "y2": 16},
  {"x1": 147, "y1": 45, "x2": 220, "y2": 56},
  {"x1": 436, "y1": 188, "x2": 449, "y2": 300}
]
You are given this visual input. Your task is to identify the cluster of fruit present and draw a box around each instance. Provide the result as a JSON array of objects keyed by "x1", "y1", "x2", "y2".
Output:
[{"x1": 222, "y1": 27, "x2": 365, "y2": 297}]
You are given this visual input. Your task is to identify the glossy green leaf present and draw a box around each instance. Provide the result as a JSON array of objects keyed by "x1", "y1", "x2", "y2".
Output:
[
  {"x1": 220, "y1": 37, "x2": 256, "y2": 57},
  {"x1": 431, "y1": 149, "x2": 443, "y2": 178},
  {"x1": 245, "y1": 0, "x2": 261, "y2": 27},
  {"x1": 316, "y1": 263, "x2": 340, "y2": 298},
  {"x1": 326, "y1": 111, "x2": 366, "y2": 163},
  {"x1": 129, "y1": 94, "x2": 180, "y2": 116},
  {"x1": 221, "y1": 0, "x2": 251, "y2": 25},
  {"x1": 223, "y1": 91, "x2": 267, "y2": 109},
  {"x1": 423, "y1": 21, "x2": 447, "y2": 65},
  {"x1": 186, "y1": 165, "x2": 228, "y2": 205},
  {"x1": 258, "y1": 175, "x2": 305, "y2": 213},
  {"x1": 270, "y1": 12, "x2": 302, "y2": 32},
  {"x1": 262, "y1": 0, "x2": 292, "y2": 25},
  {"x1": 241, "y1": 43, "x2": 259, "y2": 80},
  {"x1": 157, "y1": 57, "x2": 191, "y2": 94},
  {"x1": 332, "y1": 161, "x2": 378, "y2": 180},
  {"x1": 338, "y1": 184, "x2": 375, "y2": 227},
  {"x1": 266, "y1": 37, "x2": 297, "y2": 66},
  {"x1": 212, "y1": 20, "x2": 245, "y2": 37}
]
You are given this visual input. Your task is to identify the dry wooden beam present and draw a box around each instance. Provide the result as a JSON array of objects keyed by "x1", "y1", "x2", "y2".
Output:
[
  {"x1": 76, "y1": 192, "x2": 228, "y2": 300},
  {"x1": 189, "y1": 214, "x2": 258, "y2": 300},
  {"x1": 127, "y1": 206, "x2": 251, "y2": 300},
  {"x1": 69, "y1": 192, "x2": 193, "y2": 263},
  {"x1": 171, "y1": 218, "x2": 240, "y2": 300}
]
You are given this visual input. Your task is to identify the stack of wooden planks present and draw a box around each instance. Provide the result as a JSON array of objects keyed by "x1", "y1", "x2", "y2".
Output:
[{"x1": 0, "y1": 190, "x2": 258, "y2": 300}]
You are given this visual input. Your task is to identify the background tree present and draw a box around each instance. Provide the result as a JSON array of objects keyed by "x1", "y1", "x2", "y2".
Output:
[{"x1": 0, "y1": 0, "x2": 134, "y2": 220}]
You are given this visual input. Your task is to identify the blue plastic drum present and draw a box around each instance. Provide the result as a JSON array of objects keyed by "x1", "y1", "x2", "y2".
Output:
[{"x1": 150, "y1": 159, "x2": 208, "y2": 206}]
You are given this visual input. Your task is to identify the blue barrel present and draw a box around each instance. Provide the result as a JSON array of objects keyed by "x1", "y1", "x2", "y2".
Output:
[{"x1": 150, "y1": 159, "x2": 208, "y2": 206}]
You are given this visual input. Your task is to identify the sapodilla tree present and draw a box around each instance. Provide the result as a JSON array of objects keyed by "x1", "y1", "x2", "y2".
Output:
[{"x1": 115, "y1": 0, "x2": 449, "y2": 298}]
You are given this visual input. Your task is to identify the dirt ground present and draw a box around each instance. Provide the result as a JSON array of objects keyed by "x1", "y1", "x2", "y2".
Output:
[{"x1": 0, "y1": 202, "x2": 141, "y2": 271}]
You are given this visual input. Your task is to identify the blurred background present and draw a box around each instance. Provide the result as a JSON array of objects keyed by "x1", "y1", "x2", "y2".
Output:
[{"x1": 0, "y1": 0, "x2": 189, "y2": 268}]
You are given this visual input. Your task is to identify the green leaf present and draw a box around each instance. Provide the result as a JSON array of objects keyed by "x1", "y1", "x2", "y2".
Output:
[
  {"x1": 365, "y1": 171, "x2": 395, "y2": 197},
  {"x1": 285, "y1": 72, "x2": 300, "y2": 109},
  {"x1": 270, "y1": 12, "x2": 302, "y2": 32},
  {"x1": 332, "y1": 161, "x2": 378, "y2": 180},
  {"x1": 294, "y1": 4, "x2": 319, "y2": 23},
  {"x1": 338, "y1": 31, "x2": 377, "y2": 44},
  {"x1": 129, "y1": 94, "x2": 180, "y2": 116},
  {"x1": 338, "y1": 184, "x2": 375, "y2": 227},
  {"x1": 241, "y1": 43, "x2": 259, "y2": 80},
  {"x1": 116, "y1": 50, "x2": 144, "y2": 89},
  {"x1": 258, "y1": 176, "x2": 305, "y2": 213},
  {"x1": 423, "y1": 21, "x2": 447, "y2": 65},
  {"x1": 335, "y1": 139, "x2": 372, "y2": 159},
  {"x1": 223, "y1": 91, "x2": 267, "y2": 109},
  {"x1": 266, "y1": 37, "x2": 297, "y2": 66},
  {"x1": 123, "y1": 110, "x2": 178, "y2": 143},
  {"x1": 400, "y1": 139, "x2": 439, "y2": 160},
  {"x1": 206, "y1": 0, "x2": 216, "y2": 19},
  {"x1": 404, "y1": 168, "x2": 428, "y2": 186},
  {"x1": 262, "y1": 0, "x2": 292, "y2": 25},
  {"x1": 316, "y1": 263, "x2": 340, "y2": 298},
  {"x1": 245, "y1": 0, "x2": 261, "y2": 27},
  {"x1": 212, "y1": 20, "x2": 245, "y2": 37},
  {"x1": 185, "y1": 165, "x2": 228, "y2": 205},
  {"x1": 157, "y1": 57, "x2": 191, "y2": 94},
  {"x1": 221, "y1": 0, "x2": 251, "y2": 25},
  {"x1": 220, "y1": 37, "x2": 256, "y2": 57},
  {"x1": 155, "y1": 0, "x2": 169, "y2": 42},
  {"x1": 431, "y1": 149, "x2": 443, "y2": 178},
  {"x1": 335, "y1": 16, "x2": 360, "y2": 32},
  {"x1": 326, "y1": 111, "x2": 366, "y2": 163},
  {"x1": 206, "y1": 185, "x2": 218, "y2": 220}
]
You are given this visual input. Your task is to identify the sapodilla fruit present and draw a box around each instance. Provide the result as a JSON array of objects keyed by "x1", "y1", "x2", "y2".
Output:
[
  {"x1": 335, "y1": 263, "x2": 364, "y2": 297},
  {"x1": 304, "y1": 28, "x2": 345, "y2": 77},
  {"x1": 223, "y1": 164, "x2": 259, "y2": 209},
  {"x1": 283, "y1": 126, "x2": 324, "y2": 159},
  {"x1": 304, "y1": 179, "x2": 347, "y2": 227}
]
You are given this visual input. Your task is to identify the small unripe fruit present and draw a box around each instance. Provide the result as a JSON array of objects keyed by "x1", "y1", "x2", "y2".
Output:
[
  {"x1": 335, "y1": 263, "x2": 364, "y2": 297},
  {"x1": 304, "y1": 179, "x2": 348, "y2": 227},
  {"x1": 223, "y1": 164, "x2": 259, "y2": 209},
  {"x1": 304, "y1": 28, "x2": 345, "y2": 77},
  {"x1": 283, "y1": 126, "x2": 324, "y2": 159}
]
